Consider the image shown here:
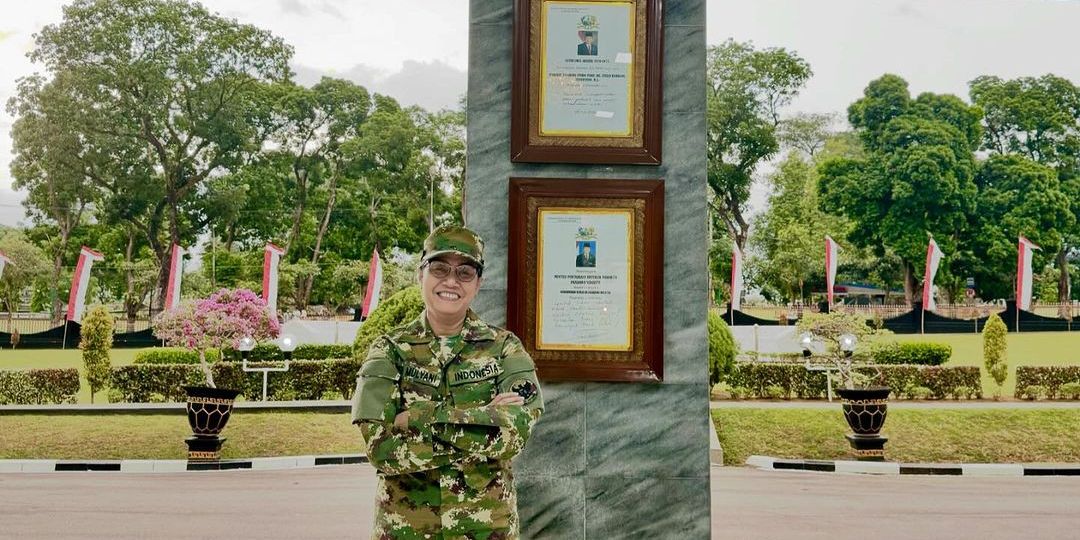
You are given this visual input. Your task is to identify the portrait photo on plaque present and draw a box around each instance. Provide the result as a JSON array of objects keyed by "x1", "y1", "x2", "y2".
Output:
[
  {"x1": 507, "y1": 178, "x2": 664, "y2": 382},
  {"x1": 511, "y1": 0, "x2": 662, "y2": 164}
]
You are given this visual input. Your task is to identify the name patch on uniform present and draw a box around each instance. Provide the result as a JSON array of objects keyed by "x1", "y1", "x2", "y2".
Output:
[
  {"x1": 402, "y1": 364, "x2": 440, "y2": 386},
  {"x1": 452, "y1": 363, "x2": 499, "y2": 384}
]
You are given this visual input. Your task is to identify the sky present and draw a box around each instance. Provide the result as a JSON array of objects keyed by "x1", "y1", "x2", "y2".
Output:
[{"x1": 2, "y1": 0, "x2": 1080, "y2": 226}]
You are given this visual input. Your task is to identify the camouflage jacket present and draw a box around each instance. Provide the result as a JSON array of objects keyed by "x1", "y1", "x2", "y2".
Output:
[{"x1": 351, "y1": 310, "x2": 544, "y2": 540}]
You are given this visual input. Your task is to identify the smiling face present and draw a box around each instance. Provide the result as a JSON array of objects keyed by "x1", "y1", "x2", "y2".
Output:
[{"x1": 419, "y1": 253, "x2": 483, "y2": 330}]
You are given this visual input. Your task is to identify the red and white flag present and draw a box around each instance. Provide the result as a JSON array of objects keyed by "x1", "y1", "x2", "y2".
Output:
[
  {"x1": 730, "y1": 247, "x2": 744, "y2": 311},
  {"x1": 1016, "y1": 235, "x2": 1041, "y2": 311},
  {"x1": 361, "y1": 249, "x2": 384, "y2": 319},
  {"x1": 0, "y1": 250, "x2": 12, "y2": 281},
  {"x1": 262, "y1": 243, "x2": 286, "y2": 318},
  {"x1": 66, "y1": 246, "x2": 104, "y2": 323},
  {"x1": 825, "y1": 236, "x2": 840, "y2": 308},
  {"x1": 164, "y1": 244, "x2": 184, "y2": 310},
  {"x1": 922, "y1": 238, "x2": 945, "y2": 311}
]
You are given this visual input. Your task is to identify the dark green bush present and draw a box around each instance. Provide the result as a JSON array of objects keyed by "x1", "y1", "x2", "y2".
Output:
[
  {"x1": 725, "y1": 362, "x2": 981, "y2": 400},
  {"x1": 134, "y1": 348, "x2": 222, "y2": 365},
  {"x1": 80, "y1": 306, "x2": 114, "y2": 403},
  {"x1": 1015, "y1": 366, "x2": 1080, "y2": 399},
  {"x1": 0, "y1": 369, "x2": 80, "y2": 404},
  {"x1": 353, "y1": 286, "x2": 424, "y2": 362},
  {"x1": 109, "y1": 359, "x2": 362, "y2": 403},
  {"x1": 873, "y1": 342, "x2": 952, "y2": 365},
  {"x1": 219, "y1": 343, "x2": 352, "y2": 362},
  {"x1": 708, "y1": 310, "x2": 738, "y2": 385}
]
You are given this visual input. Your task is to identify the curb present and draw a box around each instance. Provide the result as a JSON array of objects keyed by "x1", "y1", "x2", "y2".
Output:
[
  {"x1": 746, "y1": 455, "x2": 1080, "y2": 476},
  {"x1": 0, "y1": 454, "x2": 367, "y2": 473}
]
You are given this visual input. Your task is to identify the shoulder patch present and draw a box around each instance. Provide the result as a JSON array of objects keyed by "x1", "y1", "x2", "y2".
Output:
[{"x1": 510, "y1": 379, "x2": 539, "y2": 404}]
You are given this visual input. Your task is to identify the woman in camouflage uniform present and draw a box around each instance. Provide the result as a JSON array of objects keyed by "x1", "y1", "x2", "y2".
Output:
[{"x1": 351, "y1": 225, "x2": 544, "y2": 540}]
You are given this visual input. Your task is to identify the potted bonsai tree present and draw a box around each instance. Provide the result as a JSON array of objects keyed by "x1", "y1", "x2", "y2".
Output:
[
  {"x1": 797, "y1": 311, "x2": 890, "y2": 461},
  {"x1": 154, "y1": 288, "x2": 279, "y2": 461}
]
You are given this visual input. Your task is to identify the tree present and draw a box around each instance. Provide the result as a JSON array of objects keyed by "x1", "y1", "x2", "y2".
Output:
[
  {"x1": 965, "y1": 155, "x2": 1073, "y2": 300},
  {"x1": 779, "y1": 112, "x2": 836, "y2": 157},
  {"x1": 6, "y1": 75, "x2": 99, "y2": 321},
  {"x1": 706, "y1": 39, "x2": 812, "y2": 252},
  {"x1": 818, "y1": 75, "x2": 982, "y2": 302},
  {"x1": 154, "y1": 288, "x2": 279, "y2": 388},
  {"x1": 751, "y1": 153, "x2": 849, "y2": 302},
  {"x1": 969, "y1": 74, "x2": 1080, "y2": 301},
  {"x1": 80, "y1": 305, "x2": 114, "y2": 403},
  {"x1": 0, "y1": 230, "x2": 50, "y2": 331},
  {"x1": 982, "y1": 313, "x2": 1008, "y2": 398},
  {"x1": 31, "y1": 0, "x2": 293, "y2": 309}
]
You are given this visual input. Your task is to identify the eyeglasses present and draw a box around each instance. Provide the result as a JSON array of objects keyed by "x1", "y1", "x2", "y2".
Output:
[{"x1": 423, "y1": 260, "x2": 481, "y2": 282}]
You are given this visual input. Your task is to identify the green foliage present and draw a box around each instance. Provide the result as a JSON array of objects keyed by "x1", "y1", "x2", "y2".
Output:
[
  {"x1": 750, "y1": 153, "x2": 850, "y2": 302},
  {"x1": 79, "y1": 306, "x2": 114, "y2": 403},
  {"x1": 1059, "y1": 382, "x2": 1080, "y2": 400},
  {"x1": 220, "y1": 343, "x2": 352, "y2": 362},
  {"x1": 1015, "y1": 366, "x2": 1080, "y2": 399},
  {"x1": 819, "y1": 74, "x2": 981, "y2": 299},
  {"x1": 873, "y1": 342, "x2": 952, "y2": 365},
  {"x1": 965, "y1": 155, "x2": 1073, "y2": 299},
  {"x1": 108, "y1": 359, "x2": 361, "y2": 403},
  {"x1": 796, "y1": 311, "x2": 878, "y2": 387},
  {"x1": 724, "y1": 363, "x2": 981, "y2": 400},
  {"x1": 0, "y1": 230, "x2": 50, "y2": 317},
  {"x1": 982, "y1": 313, "x2": 1008, "y2": 394},
  {"x1": 707, "y1": 310, "x2": 738, "y2": 385},
  {"x1": 352, "y1": 286, "x2": 424, "y2": 361},
  {"x1": 707, "y1": 39, "x2": 812, "y2": 252},
  {"x1": 134, "y1": 348, "x2": 222, "y2": 365},
  {"x1": 0, "y1": 369, "x2": 80, "y2": 404}
]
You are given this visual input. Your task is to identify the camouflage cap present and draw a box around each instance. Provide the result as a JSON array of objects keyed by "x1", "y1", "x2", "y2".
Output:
[{"x1": 421, "y1": 225, "x2": 485, "y2": 268}]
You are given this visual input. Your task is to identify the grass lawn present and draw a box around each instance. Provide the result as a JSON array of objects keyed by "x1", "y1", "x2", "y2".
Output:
[
  {"x1": 0, "y1": 411, "x2": 364, "y2": 460},
  {"x1": 712, "y1": 407, "x2": 1080, "y2": 466},
  {"x1": 891, "y1": 332, "x2": 1080, "y2": 397}
]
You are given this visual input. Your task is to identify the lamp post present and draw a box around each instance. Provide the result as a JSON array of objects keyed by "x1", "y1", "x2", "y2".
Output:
[
  {"x1": 801, "y1": 331, "x2": 839, "y2": 402},
  {"x1": 240, "y1": 334, "x2": 296, "y2": 401}
]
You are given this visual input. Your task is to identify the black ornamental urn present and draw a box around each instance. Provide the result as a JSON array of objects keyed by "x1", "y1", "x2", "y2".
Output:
[{"x1": 835, "y1": 386, "x2": 890, "y2": 461}]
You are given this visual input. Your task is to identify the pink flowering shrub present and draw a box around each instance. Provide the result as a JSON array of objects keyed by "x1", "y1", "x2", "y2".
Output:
[{"x1": 153, "y1": 288, "x2": 280, "y2": 388}]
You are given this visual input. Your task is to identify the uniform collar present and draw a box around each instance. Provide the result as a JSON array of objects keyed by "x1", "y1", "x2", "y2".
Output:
[{"x1": 399, "y1": 309, "x2": 497, "y2": 344}]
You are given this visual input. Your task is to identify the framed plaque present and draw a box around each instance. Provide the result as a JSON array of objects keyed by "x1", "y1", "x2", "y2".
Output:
[
  {"x1": 507, "y1": 178, "x2": 664, "y2": 382},
  {"x1": 511, "y1": 0, "x2": 663, "y2": 164}
]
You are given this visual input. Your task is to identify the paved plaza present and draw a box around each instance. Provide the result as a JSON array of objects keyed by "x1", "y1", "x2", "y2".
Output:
[{"x1": 1, "y1": 465, "x2": 1078, "y2": 539}]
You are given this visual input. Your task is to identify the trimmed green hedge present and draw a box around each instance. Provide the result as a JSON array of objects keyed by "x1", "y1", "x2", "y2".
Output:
[
  {"x1": 134, "y1": 348, "x2": 222, "y2": 365},
  {"x1": 0, "y1": 369, "x2": 81, "y2": 404},
  {"x1": 220, "y1": 343, "x2": 353, "y2": 362},
  {"x1": 1016, "y1": 366, "x2": 1080, "y2": 399},
  {"x1": 109, "y1": 359, "x2": 361, "y2": 403},
  {"x1": 726, "y1": 363, "x2": 982, "y2": 400},
  {"x1": 873, "y1": 342, "x2": 952, "y2": 365}
]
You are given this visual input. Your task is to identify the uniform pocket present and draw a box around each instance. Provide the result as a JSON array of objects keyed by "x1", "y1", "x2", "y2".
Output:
[{"x1": 448, "y1": 359, "x2": 501, "y2": 406}]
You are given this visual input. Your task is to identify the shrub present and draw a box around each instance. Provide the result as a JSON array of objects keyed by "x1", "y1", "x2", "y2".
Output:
[
  {"x1": 353, "y1": 286, "x2": 424, "y2": 362},
  {"x1": 905, "y1": 385, "x2": 933, "y2": 400},
  {"x1": 708, "y1": 310, "x2": 737, "y2": 385},
  {"x1": 796, "y1": 312, "x2": 877, "y2": 388},
  {"x1": 1015, "y1": 366, "x2": 1080, "y2": 399},
  {"x1": 135, "y1": 348, "x2": 222, "y2": 365},
  {"x1": 1018, "y1": 385, "x2": 1047, "y2": 400},
  {"x1": 220, "y1": 343, "x2": 352, "y2": 362},
  {"x1": 764, "y1": 385, "x2": 786, "y2": 400},
  {"x1": 80, "y1": 306, "x2": 114, "y2": 403},
  {"x1": 873, "y1": 342, "x2": 952, "y2": 365},
  {"x1": 0, "y1": 369, "x2": 80, "y2": 404},
  {"x1": 1060, "y1": 382, "x2": 1080, "y2": 400},
  {"x1": 726, "y1": 362, "x2": 981, "y2": 400},
  {"x1": 108, "y1": 358, "x2": 362, "y2": 403},
  {"x1": 983, "y1": 313, "x2": 1008, "y2": 397}
]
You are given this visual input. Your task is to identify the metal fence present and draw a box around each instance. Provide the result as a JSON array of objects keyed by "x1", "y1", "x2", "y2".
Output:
[{"x1": 0, "y1": 312, "x2": 155, "y2": 335}]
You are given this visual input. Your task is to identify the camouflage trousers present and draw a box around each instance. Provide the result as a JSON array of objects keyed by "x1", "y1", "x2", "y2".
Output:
[{"x1": 371, "y1": 463, "x2": 519, "y2": 540}]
